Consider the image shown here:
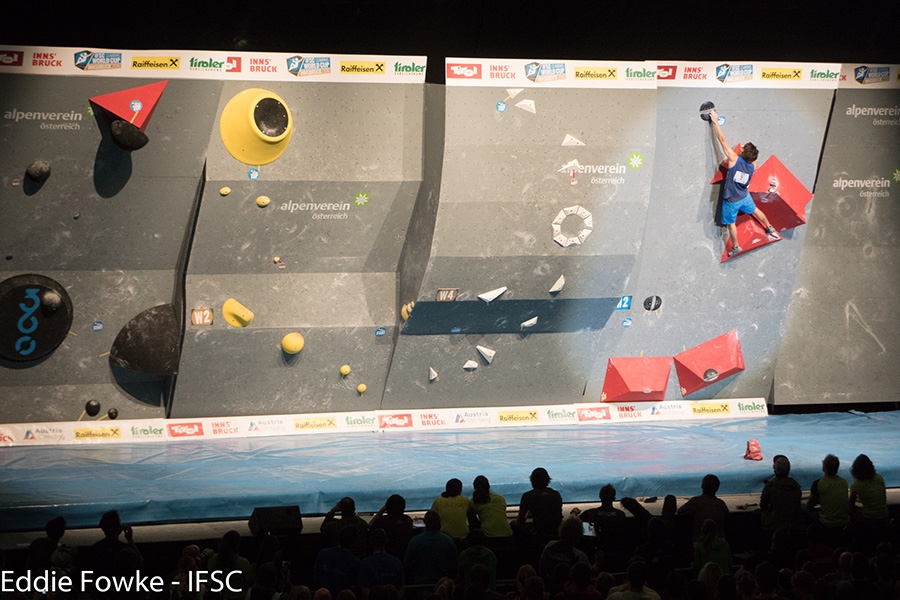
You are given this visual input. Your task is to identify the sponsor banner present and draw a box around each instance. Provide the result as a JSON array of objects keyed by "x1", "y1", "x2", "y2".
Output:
[
  {"x1": 654, "y1": 61, "x2": 841, "y2": 89},
  {"x1": 0, "y1": 399, "x2": 766, "y2": 446},
  {"x1": 0, "y1": 45, "x2": 425, "y2": 83},
  {"x1": 446, "y1": 58, "x2": 656, "y2": 89},
  {"x1": 839, "y1": 64, "x2": 900, "y2": 89}
]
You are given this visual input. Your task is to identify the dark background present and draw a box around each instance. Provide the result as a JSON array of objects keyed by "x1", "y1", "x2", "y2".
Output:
[{"x1": 4, "y1": 0, "x2": 899, "y2": 82}]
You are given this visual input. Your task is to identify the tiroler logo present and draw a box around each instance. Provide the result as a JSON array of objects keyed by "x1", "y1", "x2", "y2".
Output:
[
  {"x1": 546, "y1": 409, "x2": 577, "y2": 421},
  {"x1": 132, "y1": 56, "x2": 180, "y2": 70},
  {"x1": 345, "y1": 415, "x2": 377, "y2": 428},
  {"x1": 188, "y1": 57, "x2": 226, "y2": 71},
  {"x1": 394, "y1": 61, "x2": 425, "y2": 75},
  {"x1": 446, "y1": 63, "x2": 480, "y2": 78},
  {"x1": 737, "y1": 401, "x2": 766, "y2": 412},
  {"x1": 131, "y1": 425, "x2": 165, "y2": 438},
  {"x1": 625, "y1": 67, "x2": 656, "y2": 80},
  {"x1": 810, "y1": 68, "x2": 839, "y2": 80},
  {"x1": 340, "y1": 61, "x2": 385, "y2": 74}
]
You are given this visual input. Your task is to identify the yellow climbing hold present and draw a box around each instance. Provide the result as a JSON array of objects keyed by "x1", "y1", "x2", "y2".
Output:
[
  {"x1": 357, "y1": 383, "x2": 367, "y2": 394},
  {"x1": 340, "y1": 364, "x2": 351, "y2": 377},
  {"x1": 222, "y1": 298, "x2": 254, "y2": 328},
  {"x1": 219, "y1": 187, "x2": 231, "y2": 196},
  {"x1": 256, "y1": 195, "x2": 271, "y2": 207},
  {"x1": 281, "y1": 332, "x2": 305, "y2": 354}
]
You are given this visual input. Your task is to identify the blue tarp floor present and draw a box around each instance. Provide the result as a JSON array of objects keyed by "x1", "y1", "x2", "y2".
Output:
[{"x1": 1, "y1": 410, "x2": 898, "y2": 532}]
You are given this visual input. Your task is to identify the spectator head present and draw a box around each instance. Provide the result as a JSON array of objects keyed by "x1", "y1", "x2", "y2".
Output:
[
  {"x1": 599, "y1": 483, "x2": 616, "y2": 504},
  {"x1": 516, "y1": 564, "x2": 537, "y2": 592},
  {"x1": 384, "y1": 494, "x2": 406, "y2": 516},
  {"x1": 850, "y1": 454, "x2": 876, "y2": 480},
  {"x1": 443, "y1": 478, "x2": 463, "y2": 498},
  {"x1": 626, "y1": 559, "x2": 649, "y2": 590},
  {"x1": 701, "y1": 474, "x2": 720, "y2": 495},
  {"x1": 99, "y1": 510, "x2": 122, "y2": 538},
  {"x1": 313, "y1": 589, "x2": 332, "y2": 600},
  {"x1": 45, "y1": 516, "x2": 66, "y2": 541},
  {"x1": 700, "y1": 518, "x2": 719, "y2": 541},
  {"x1": 472, "y1": 475, "x2": 491, "y2": 505},
  {"x1": 774, "y1": 456, "x2": 791, "y2": 477},
  {"x1": 423, "y1": 510, "x2": 441, "y2": 531},
  {"x1": 339, "y1": 497, "x2": 356, "y2": 516},
  {"x1": 370, "y1": 528, "x2": 387, "y2": 551},
  {"x1": 558, "y1": 516, "x2": 584, "y2": 545},
  {"x1": 530, "y1": 468, "x2": 551, "y2": 489},
  {"x1": 822, "y1": 454, "x2": 840, "y2": 476}
]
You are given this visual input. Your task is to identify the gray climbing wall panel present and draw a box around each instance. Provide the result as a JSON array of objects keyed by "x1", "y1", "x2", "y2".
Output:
[{"x1": 775, "y1": 66, "x2": 900, "y2": 405}]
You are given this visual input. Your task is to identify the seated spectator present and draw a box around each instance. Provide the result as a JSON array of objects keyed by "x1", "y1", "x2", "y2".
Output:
[
  {"x1": 458, "y1": 529, "x2": 498, "y2": 591},
  {"x1": 849, "y1": 453, "x2": 889, "y2": 525},
  {"x1": 807, "y1": 454, "x2": 850, "y2": 537},
  {"x1": 315, "y1": 526, "x2": 361, "y2": 596},
  {"x1": 470, "y1": 475, "x2": 513, "y2": 538},
  {"x1": 403, "y1": 510, "x2": 458, "y2": 585},
  {"x1": 539, "y1": 517, "x2": 589, "y2": 588},
  {"x1": 87, "y1": 509, "x2": 144, "y2": 598},
  {"x1": 677, "y1": 474, "x2": 729, "y2": 542},
  {"x1": 557, "y1": 561, "x2": 604, "y2": 600},
  {"x1": 27, "y1": 516, "x2": 66, "y2": 571},
  {"x1": 369, "y1": 494, "x2": 414, "y2": 559},
  {"x1": 606, "y1": 558, "x2": 660, "y2": 600},
  {"x1": 208, "y1": 530, "x2": 251, "y2": 600},
  {"x1": 248, "y1": 562, "x2": 292, "y2": 600},
  {"x1": 760, "y1": 456, "x2": 802, "y2": 536},
  {"x1": 692, "y1": 519, "x2": 732, "y2": 575},
  {"x1": 322, "y1": 497, "x2": 370, "y2": 558},
  {"x1": 517, "y1": 467, "x2": 564, "y2": 545},
  {"x1": 431, "y1": 478, "x2": 471, "y2": 540},
  {"x1": 510, "y1": 564, "x2": 539, "y2": 600},
  {"x1": 358, "y1": 529, "x2": 404, "y2": 591},
  {"x1": 577, "y1": 484, "x2": 627, "y2": 572}
]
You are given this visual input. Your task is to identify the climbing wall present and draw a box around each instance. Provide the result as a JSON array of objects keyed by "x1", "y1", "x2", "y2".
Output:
[{"x1": 775, "y1": 64, "x2": 900, "y2": 405}]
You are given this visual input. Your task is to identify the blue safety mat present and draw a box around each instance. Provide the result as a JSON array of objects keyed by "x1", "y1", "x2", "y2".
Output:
[{"x1": 1, "y1": 410, "x2": 898, "y2": 532}]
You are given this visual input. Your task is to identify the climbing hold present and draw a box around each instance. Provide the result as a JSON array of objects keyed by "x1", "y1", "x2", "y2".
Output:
[
  {"x1": 107, "y1": 408, "x2": 119, "y2": 420},
  {"x1": 357, "y1": 383, "x2": 367, "y2": 394},
  {"x1": 401, "y1": 301, "x2": 415, "y2": 321},
  {"x1": 25, "y1": 160, "x2": 51, "y2": 183},
  {"x1": 219, "y1": 187, "x2": 231, "y2": 196},
  {"x1": 549, "y1": 275, "x2": 565, "y2": 294},
  {"x1": 220, "y1": 88, "x2": 293, "y2": 165},
  {"x1": 110, "y1": 119, "x2": 149, "y2": 151},
  {"x1": 463, "y1": 360, "x2": 478, "y2": 371},
  {"x1": 477, "y1": 286, "x2": 507, "y2": 303},
  {"x1": 281, "y1": 332, "x2": 304, "y2": 354},
  {"x1": 256, "y1": 195, "x2": 271, "y2": 207},
  {"x1": 85, "y1": 400, "x2": 101, "y2": 417},
  {"x1": 222, "y1": 298, "x2": 254, "y2": 328},
  {"x1": 520, "y1": 316, "x2": 538, "y2": 330},
  {"x1": 699, "y1": 101, "x2": 715, "y2": 121},
  {"x1": 476, "y1": 345, "x2": 496, "y2": 364},
  {"x1": 340, "y1": 364, "x2": 351, "y2": 377},
  {"x1": 429, "y1": 367, "x2": 439, "y2": 382}
]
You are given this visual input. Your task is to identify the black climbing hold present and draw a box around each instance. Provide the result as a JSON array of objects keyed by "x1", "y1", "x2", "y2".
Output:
[{"x1": 110, "y1": 119, "x2": 149, "y2": 151}]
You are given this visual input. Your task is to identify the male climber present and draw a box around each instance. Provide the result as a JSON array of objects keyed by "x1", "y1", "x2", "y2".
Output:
[{"x1": 709, "y1": 108, "x2": 779, "y2": 257}]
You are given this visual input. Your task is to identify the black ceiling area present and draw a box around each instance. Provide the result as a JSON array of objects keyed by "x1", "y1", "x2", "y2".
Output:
[{"x1": 4, "y1": 0, "x2": 899, "y2": 82}]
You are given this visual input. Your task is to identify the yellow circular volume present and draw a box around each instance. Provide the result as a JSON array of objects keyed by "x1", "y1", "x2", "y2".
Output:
[
  {"x1": 340, "y1": 364, "x2": 351, "y2": 377},
  {"x1": 220, "y1": 88, "x2": 293, "y2": 165},
  {"x1": 256, "y1": 195, "x2": 271, "y2": 207},
  {"x1": 281, "y1": 332, "x2": 305, "y2": 354}
]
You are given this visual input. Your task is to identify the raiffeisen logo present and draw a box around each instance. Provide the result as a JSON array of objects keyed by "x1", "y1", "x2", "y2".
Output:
[
  {"x1": 189, "y1": 57, "x2": 226, "y2": 71},
  {"x1": 810, "y1": 68, "x2": 839, "y2": 81},
  {"x1": 287, "y1": 56, "x2": 331, "y2": 77},
  {"x1": 854, "y1": 66, "x2": 890, "y2": 85},
  {"x1": 498, "y1": 410, "x2": 539, "y2": 423},
  {"x1": 760, "y1": 68, "x2": 802, "y2": 81},
  {"x1": 394, "y1": 61, "x2": 425, "y2": 75},
  {"x1": 625, "y1": 67, "x2": 656, "y2": 80},
  {"x1": 74, "y1": 427, "x2": 122, "y2": 440},
  {"x1": 715, "y1": 63, "x2": 753, "y2": 83},
  {"x1": 574, "y1": 67, "x2": 617, "y2": 81},
  {"x1": 132, "y1": 56, "x2": 180, "y2": 70},
  {"x1": 340, "y1": 61, "x2": 385, "y2": 74},
  {"x1": 691, "y1": 403, "x2": 731, "y2": 415},
  {"x1": 525, "y1": 61, "x2": 566, "y2": 83},
  {"x1": 294, "y1": 416, "x2": 338, "y2": 430},
  {"x1": 74, "y1": 50, "x2": 122, "y2": 71}
]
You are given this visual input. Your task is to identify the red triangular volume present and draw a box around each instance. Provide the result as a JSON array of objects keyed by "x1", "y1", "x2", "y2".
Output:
[
  {"x1": 748, "y1": 154, "x2": 813, "y2": 231},
  {"x1": 720, "y1": 214, "x2": 781, "y2": 262},
  {"x1": 673, "y1": 329, "x2": 744, "y2": 396},
  {"x1": 600, "y1": 356, "x2": 672, "y2": 402},
  {"x1": 89, "y1": 80, "x2": 168, "y2": 131},
  {"x1": 710, "y1": 144, "x2": 743, "y2": 184}
]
